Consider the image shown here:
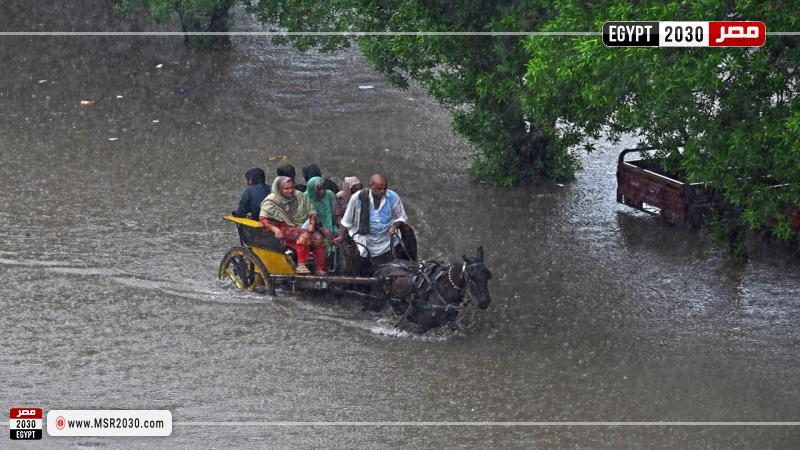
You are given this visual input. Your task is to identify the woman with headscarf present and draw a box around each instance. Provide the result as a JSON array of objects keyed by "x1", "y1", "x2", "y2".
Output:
[
  {"x1": 331, "y1": 176, "x2": 362, "y2": 274},
  {"x1": 334, "y1": 176, "x2": 362, "y2": 226},
  {"x1": 260, "y1": 176, "x2": 326, "y2": 274},
  {"x1": 305, "y1": 177, "x2": 337, "y2": 234},
  {"x1": 305, "y1": 176, "x2": 339, "y2": 258},
  {"x1": 276, "y1": 164, "x2": 305, "y2": 192}
]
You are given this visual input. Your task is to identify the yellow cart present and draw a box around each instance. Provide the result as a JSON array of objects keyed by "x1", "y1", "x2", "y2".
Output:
[{"x1": 218, "y1": 215, "x2": 390, "y2": 296}]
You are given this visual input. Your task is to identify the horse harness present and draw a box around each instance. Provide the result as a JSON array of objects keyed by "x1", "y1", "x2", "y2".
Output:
[{"x1": 407, "y1": 260, "x2": 482, "y2": 312}]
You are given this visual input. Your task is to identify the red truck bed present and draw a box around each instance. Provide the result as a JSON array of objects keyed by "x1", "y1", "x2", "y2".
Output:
[{"x1": 616, "y1": 148, "x2": 715, "y2": 226}]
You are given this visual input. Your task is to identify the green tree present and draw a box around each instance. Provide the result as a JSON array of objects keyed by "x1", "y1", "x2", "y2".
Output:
[
  {"x1": 524, "y1": 1, "x2": 800, "y2": 240},
  {"x1": 246, "y1": 0, "x2": 580, "y2": 184},
  {"x1": 117, "y1": 0, "x2": 237, "y2": 49}
]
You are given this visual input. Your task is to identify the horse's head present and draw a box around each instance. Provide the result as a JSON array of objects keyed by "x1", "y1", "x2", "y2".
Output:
[{"x1": 462, "y1": 246, "x2": 492, "y2": 309}]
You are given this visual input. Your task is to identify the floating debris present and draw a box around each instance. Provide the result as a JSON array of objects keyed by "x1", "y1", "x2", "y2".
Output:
[
  {"x1": 155, "y1": 63, "x2": 163, "y2": 69},
  {"x1": 108, "y1": 137, "x2": 119, "y2": 141},
  {"x1": 80, "y1": 100, "x2": 95, "y2": 107},
  {"x1": 175, "y1": 87, "x2": 190, "y2": 94},
  {"x1": 388, "y1": 361, "x2": 401, "y2": 369},
  {"x1": 116, "y1": 95, "x2": 123, "y2": 99},
  {"x1": 152, "y1": 120, "x2": 160, "y2": 123},
  {"x1": 358, "y1": 85, "x2": 374, "y2": 90},
  {"x1": 37, "y1": 80, "x2": 48, "y2": 84}
]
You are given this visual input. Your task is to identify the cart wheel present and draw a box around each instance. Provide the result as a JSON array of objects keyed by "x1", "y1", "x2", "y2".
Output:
[{"x1": 218, "y1": 247, "x2": 276, "y2": 295}]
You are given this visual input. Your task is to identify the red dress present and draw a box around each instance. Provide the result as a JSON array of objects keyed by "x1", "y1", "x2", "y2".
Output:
[{"x1": 260, "y1": 218, "x2": 326, "y2": 272}]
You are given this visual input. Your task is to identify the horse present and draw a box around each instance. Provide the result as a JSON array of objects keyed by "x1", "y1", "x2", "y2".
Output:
[{"x1": 372, "y1": 246, "x2": 493, "y2": 331}]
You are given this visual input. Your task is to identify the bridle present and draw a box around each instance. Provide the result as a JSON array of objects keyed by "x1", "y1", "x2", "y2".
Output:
[
  {"x1": 448, "y1": 261, "x2": 484, "y2": 289},
  {"x1": 440, "y1": 261, "x2": 485, "y2": 310},
  {"x1": 446, "y1": 264, "x2": 464, "y2": 290}
]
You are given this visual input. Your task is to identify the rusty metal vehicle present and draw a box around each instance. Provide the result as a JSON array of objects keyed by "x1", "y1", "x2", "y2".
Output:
[
  {"x1": 617, "y1": 148, "x2": 800, "y2": 235},
  {"x1": 616, "y1": 148, "x2": 716, "y2": 226}
]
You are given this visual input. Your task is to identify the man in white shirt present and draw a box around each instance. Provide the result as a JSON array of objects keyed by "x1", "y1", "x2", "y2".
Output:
[{"x1": 337, "y1": 174, "x2": 416, "y2": 272}]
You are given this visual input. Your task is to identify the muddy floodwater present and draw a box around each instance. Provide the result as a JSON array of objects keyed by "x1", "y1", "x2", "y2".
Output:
[{"x1": 1, "y1": 2, "x2": 799, "y2": 448}]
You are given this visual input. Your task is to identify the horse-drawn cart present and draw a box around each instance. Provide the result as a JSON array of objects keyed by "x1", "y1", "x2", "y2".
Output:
[
  {"x1": 218, "y1": 215, "x2": 393, "y2": 296},
  {"x1": 218, "y1": 215, "x2": 493, "y2": 331}
]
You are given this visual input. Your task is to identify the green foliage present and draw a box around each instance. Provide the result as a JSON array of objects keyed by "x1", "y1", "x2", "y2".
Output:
[
  {"x1": 524, "y1": 0, "x2": 800, "y2": 240},
  {"x1": 116, "y1": 0, "x2": 236, "y2": 49},
  {"x1": 113, "y1": 1, "x2": 133, "y2": 16},
  {"x1": 704, "y1": 208, "x2": 751, "y2": 259},
  {"x1": 246, "y1": 0, "x2": 580, "y2": 183},
  {"x1": 119, "y1": 0, "x2": 800, "y2": 244}
]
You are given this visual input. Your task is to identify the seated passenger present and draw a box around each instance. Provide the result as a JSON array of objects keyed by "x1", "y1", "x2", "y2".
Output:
[
  {"x1": 302, "y1": 163, "x2": 339, "y2": 194},
  {"x1": 334, "y1": 176, "x2": 362, "y2": 226},
  {"x1": 277, "y1": 163, "x2": 306, "y2": 192},
  {"x1": 333, "y1": 176, "x2": 362, "y2": 275},
  {"x1": 259, "y1": 176, "x2": 327, "y2": 275},
  {"x1": 232, "y1": 168, "x2": 270, "y2": 219},
  {"x1": 305, "y1": 176, "x2": 338, "y2": 259}
]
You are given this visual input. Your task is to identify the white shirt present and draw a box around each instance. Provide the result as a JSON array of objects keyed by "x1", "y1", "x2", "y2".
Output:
[{"x1": 340, "y1": 189, "x2": 408, "y2": 257}]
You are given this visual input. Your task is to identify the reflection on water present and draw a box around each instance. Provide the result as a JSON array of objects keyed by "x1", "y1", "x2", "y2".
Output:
[{"x1": 1, "y1": 1, "x2": 799, "y2": 447}]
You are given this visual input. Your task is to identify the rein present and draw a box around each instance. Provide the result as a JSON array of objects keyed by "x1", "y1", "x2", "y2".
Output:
[{"x1": 390, "y1": 233, "x2": 414, "y2": 262}]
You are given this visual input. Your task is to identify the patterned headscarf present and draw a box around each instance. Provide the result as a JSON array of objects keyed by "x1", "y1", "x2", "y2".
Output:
[
  {"x1": 260, "y1": 176, "x2": 316, "y2": 226},
  {"x1": 336, "y1": 176, "x2": 362, "y2": 203}
]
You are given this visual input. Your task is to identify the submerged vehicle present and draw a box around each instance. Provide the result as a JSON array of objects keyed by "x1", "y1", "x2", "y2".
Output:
[
  {"x1": 218, "y1": 215, "x2": 493, "y2": 330},
  {"x1": 616, "y1": 148, "x2": 800, "y2": 234},
  {"x1": 616, "y1": 148, "x2": 716, "y2": 226}
]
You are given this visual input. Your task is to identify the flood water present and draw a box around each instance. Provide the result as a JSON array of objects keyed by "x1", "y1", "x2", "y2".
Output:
[{"x1": 1, "y1": 2, "x2": 799, "y2": 448}]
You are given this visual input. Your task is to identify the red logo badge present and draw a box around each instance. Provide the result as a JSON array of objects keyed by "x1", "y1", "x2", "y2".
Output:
[
  {"x1": 709, "y1": 21, "x2": 766, "y2": 47},
  {"x1": 10, "y1": 408, "x2": 43, "y2": 419},
  {"x1": 9, "y1": 408, "x2": 43, "y2": 440}
]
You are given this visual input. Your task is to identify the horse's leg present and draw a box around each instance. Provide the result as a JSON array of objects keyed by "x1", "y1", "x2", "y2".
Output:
[{"x1": 446, "y1": 309, "x2": 460, "y2": 331}]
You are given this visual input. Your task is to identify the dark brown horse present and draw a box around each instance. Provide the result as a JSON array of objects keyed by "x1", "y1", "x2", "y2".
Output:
[{"x1": 372, "y1": 246, "x2": 493, "y2": 331}]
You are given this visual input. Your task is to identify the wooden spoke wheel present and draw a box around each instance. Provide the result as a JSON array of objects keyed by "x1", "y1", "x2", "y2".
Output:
[{"x1": 218, "y1": 246, "x2": 276, "y2": 295}]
